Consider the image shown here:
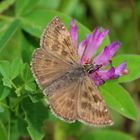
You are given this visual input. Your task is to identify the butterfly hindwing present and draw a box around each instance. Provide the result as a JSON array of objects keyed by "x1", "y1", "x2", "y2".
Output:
[
  {"x1": 77, "y1": 76, "x2": 113, "y2": 126},
  {"x1": 47, "y1": 80, "x2": 80, "y2": 122}
]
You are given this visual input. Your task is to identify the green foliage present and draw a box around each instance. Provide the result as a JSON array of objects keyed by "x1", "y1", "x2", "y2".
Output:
[
  {"x1": 20, "y1": 9, "x2": 90, "y2": 39},
  {"x1": 0, "y1": 19, "x2": 20, "y2": 52},
  {"x1": 79, "y1": 130, "x2": 135, "y2": 140},
  {"x1": 22, "y1": 98, "x2": 48, "y2": 140},
  {"x1": 0, "y1": 0, "x2": 140, "y2": 140},
  {"x1": 0, "y1": 121, "x2": 7, "y2": 140},
  {"x1": 15, "y1": 0, "x2": 40, "y2": 16},
  {"x1": 113, "y1": 55, "x2": 140, "y2": 83},
  {"x1": 0, "y1": 86, "x2": 10, "y2": 101},
  {"x1": 0, "y1": 0, "x2": 15, "y2": 13},
  {"x1": 0, "y1": 58, "x2": 22, "y2": 88},
  {"x1": 100, "y1": 82, "x2": 137, "y2": 120}
]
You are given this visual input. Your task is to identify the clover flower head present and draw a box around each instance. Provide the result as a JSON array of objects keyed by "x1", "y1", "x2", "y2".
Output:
[{"x1": 70, "y1": 19, "x2": 128, "y2": 86}]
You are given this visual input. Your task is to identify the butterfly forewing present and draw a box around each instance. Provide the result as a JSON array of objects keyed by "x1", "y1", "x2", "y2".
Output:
[
  {"x1": 77, "y1": 76, "x2": 113, "y2": 126},
  {"x1": 31, "y1": 17, "x2": 80, "y2": 90},
  {"x1": 40, "y1": 16, "x2": 80, "y2": 65}
]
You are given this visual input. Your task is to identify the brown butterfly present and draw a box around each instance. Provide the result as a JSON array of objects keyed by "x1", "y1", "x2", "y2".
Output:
[{"x1": 31, "y1": 16, "x2": 113, "y2": 126}]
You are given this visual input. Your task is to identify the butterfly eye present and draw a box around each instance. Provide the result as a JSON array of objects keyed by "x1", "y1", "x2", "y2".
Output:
[
  {"x1": 83, "y1": 64, "x2": 95, "y2": 74},
  {"x1": 95, "y1": 64, "x2": 102, "y2": 70},
  {"x1": 88, "y1": 69, "x2": 95, "y2": 74}
]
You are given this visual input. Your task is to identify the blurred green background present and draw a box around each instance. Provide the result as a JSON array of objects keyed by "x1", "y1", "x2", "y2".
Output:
[{"x1": 0, "y1": 0, "x2": 140, "y2": 140}]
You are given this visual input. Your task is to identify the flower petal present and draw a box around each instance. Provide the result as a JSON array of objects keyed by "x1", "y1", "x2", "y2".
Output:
[
  {"x1": 91, "y1": 62, "x2": 128, "y2": 86},
  {"x1": 78, "y1": 35, "x2": 90, "y2": 57},
  {"x1": 97, "y1": 67, "x2": 118, "y2": 80},
  {"x1": 94, "y1": 46, "x2": 110, "y2": 66},
  {"x1": 109, "y1": 41, "x2": 120, "y2": 55},
  {"x1": 80, "y1": 28, "x2": 109, "y2": 64},
  {"x1": 90, "y1": 72, "x2": 105, "y2": 86},
  {"x1": 70, "y1": 19, "x2": 78, "y2": 47},
  {"x1": 94, "y1": 41, "x2": 120, "y2": 66},
  {"x1": 115, "y1": 61, "x2": 128, "y2": 75}
]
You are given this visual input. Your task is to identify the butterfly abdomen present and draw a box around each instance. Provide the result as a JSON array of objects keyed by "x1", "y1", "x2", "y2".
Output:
[{"x1": 44, "y1": 66, "x2": 85, "y2": 96}]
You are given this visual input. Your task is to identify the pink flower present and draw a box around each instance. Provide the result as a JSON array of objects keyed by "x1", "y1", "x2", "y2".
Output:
[{"x1": 70, "y1": 19, "x2": 128, "y2": 86}]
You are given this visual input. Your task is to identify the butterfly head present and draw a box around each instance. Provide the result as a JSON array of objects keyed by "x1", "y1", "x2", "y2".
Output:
[{"x1": 83, "y1": 64, "x2": 102, "y2": 74}]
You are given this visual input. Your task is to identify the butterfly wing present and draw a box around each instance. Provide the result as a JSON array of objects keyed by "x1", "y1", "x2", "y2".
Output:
[
  {"x1": 77, "y1": 76, "x2": 113, "y2": 126},
  {"x1": 31, "y1": 48, "x2": 72, "y2": 89},
  {"x1": 47, "y1": 80, "x2": 80, "y2": 122},
  {"x1": 31, "y1": 17, "x2": 80, "y2": 90},
  {"x1": 40, "y1": 16, "x2": 80, "y2": 65}
]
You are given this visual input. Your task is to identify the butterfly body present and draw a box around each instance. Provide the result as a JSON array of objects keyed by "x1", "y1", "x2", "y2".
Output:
[{"x1": 31, "y1": 16, "x2": 113, "y2": 126}]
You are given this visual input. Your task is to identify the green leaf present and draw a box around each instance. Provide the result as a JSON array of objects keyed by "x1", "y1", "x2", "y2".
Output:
[
  {"x1": 0, "y1": 58, "x2": 22, "y2": 88},
  {"x1": 10, "y1": 121, "x2": 20, "y2": 140},
  {"x1": 21, "y1": 63, "x2": 33, "y2": 82},
  {"x1": 10, "y1": 118, "x2": 29, "y2": 140},
  {"x1": 19, "y1": 9, "x2": 91, "y2": 39},
  {"x1": 0, "y1": 107, "x2": 10, "y2": 122},
  {"x1": 22, "y1": 98, "x2": 48, "y2": 140},
  {"x1": 0, "y1": 121, "x2": 7, "y2": 140},
  {"x1": 0, "y1": 20, "x2": 10, "y2": 39},
  {"x1": 0, "y1": 61, "x2": 12, "y2": 87},
  {"x1": 19, "y1": 9, "x2": 110, "y2": 52},
  {"x1": 79, "y1": 130, "x2": 135, "y2": 140},
  {"x1": 17, "y1": 118, "x2": 29, "y2": 137},
  {"x1": 21, "y1": 64, "x2": 36, "y2": 92},
  {"x1": 0, "y1": 0, "x2": 15, "y2": 13},
  {"x1": 0, "y1": 19, "x2": 20, "y2": 53},
  {"x1": 100, "y1": 82, "x2": 138, "y2": 120},
  {"x1": 20, "y1": 33, "x2": 34, "y2": 63},
  {"x1": 113, "y1": 55, "x2": 140, "y2": 83},
  {"x1": 0, "y1": 86, "x2": 10, "y2": 101},
  {"x1": 0, "y1": 105, "x2": 4, "y2": 112},
  {"x1": 54, "y1": 121, "x2": 81, "y2": 139},
  {"x1": 37, "y1": 0, "x2": 61, "y2": 10},
  {"x1": 10, "y1": 58, "x2": 22, "y2": 80},
  {"x1": 25, "y1": 82, "x2": 36, "y2": 92},
  {"x1": 15, "y1": 0, "x2": 40, "y2": 16},
  {"x1": 0, "y1": 28, "x2": 22, "y2": 60},
  {"x1": 59, "y1": 0, "x2": 79, "y2": 15}
]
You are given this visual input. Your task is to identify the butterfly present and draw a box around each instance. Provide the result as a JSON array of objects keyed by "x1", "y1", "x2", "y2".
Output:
[{"x1": 31, "y1": 16, "x2": 113, "y2": 126}]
